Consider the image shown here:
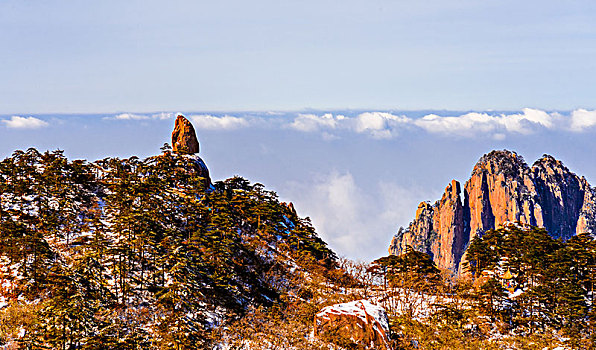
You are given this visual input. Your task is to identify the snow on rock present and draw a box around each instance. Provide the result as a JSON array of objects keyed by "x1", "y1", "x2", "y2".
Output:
[{"x1": 314, "y1": 299, "x2": 390, "y2": 350}]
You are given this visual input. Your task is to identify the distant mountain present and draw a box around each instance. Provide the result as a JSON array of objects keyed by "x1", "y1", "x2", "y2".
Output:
[{"x1": 389, "y1": 150, "x2": 596, "y2": 273}]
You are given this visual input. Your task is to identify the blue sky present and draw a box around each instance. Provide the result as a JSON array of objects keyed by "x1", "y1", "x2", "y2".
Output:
[
  {"x1": 2, "y1": 0, "x2": 596, "y2": 112},
  {"x1": 2, "y1": 1, "x2": 596, "y2": 260}
]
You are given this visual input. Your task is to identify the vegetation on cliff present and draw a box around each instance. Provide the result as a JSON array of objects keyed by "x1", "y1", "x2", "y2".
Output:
[
  {"x1": 0, "y1": 147, "x2": 338, "y2": 349},
  {"x1": 2, "y1": 146, "x2": 596, "y2": 349}
]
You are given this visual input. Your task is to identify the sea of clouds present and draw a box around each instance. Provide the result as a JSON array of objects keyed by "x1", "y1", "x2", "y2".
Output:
[{"x1": 4, "y1": 108, "x2": 596, "y2": 137}]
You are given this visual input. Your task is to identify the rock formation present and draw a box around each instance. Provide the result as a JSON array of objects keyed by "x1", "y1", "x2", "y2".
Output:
[
  {"x1": 172, "y1": 115, "x2": 200, "y2": 154},
  {"x1": 389, "y1": 150, "x2": 596, "y2": 273},
  {"x1": 170, "y1": 115, "x2": 211, "y2": 186},
  {"x1": 314, "y1": 300, "x2": 390, "y2": 350}
]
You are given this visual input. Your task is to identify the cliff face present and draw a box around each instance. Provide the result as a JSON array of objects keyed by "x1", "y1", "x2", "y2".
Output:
[{"x1": 389, "y1": 150, "x2": 596, "y2": 272}]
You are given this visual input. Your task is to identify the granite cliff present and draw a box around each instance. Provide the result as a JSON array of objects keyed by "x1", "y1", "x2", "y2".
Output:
[{"x1": 389, "y1": 150, "x2": 596, "y2": 272}]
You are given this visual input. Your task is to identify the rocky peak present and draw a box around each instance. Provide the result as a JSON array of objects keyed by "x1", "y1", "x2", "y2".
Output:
[
  {"x1": 531, "y1": 155, "x2": 588, "y2": 239},
  {"x1": 388, "y1": 179, "x2": 467, "y2": 271},
  {"x1": 172, "y1": 115, "x2": 200, "y2": 154},
  {"x1": 533, "y1": 153, "x2": 560, "y2": 167},
  {"x1": 472, "y1": 150, "x2": 529, "y2": 179},
  {"x1": 169, "y1": 115, "x2": 211, "y2": 186},
  {"x1": 444, "y1": 179, "x2": 461, "y2": 201},
  {"x1": 389, "y1": 150, "x2": 596, "y2": 273}
]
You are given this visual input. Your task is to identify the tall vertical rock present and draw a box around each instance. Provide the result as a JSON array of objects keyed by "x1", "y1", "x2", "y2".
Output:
[
  {"x1": 172, "y1": 115, "x2": 200, "y2": 154},
  {"x1": 169, "y1": 115, "x2": 211, "y2": 186},
  {"x1": 431, "y1": 180, "x2": 467, "y2": 270},
  {"x1": 389, "y1": 180, "x2": 467, "y2": 270},
  {"x1": 464, "y1": 151, "x2": 542, "y2": 242},
  {"x1": 389, "y1": 150, "x2": 596, "y2": 273},
  {"x1": 532, "y1": 155, "x2": 589, "y2": 240}
]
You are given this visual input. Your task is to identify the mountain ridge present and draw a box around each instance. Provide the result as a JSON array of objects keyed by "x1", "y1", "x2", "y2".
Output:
[{"x1": 388, "y1": 150, "x2": 596, "y2": 273}]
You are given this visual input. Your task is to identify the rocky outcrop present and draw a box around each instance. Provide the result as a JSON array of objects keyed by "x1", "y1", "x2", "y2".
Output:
[
  {"x1": 182, "y1": 154, "x2": 211, "y2": 187},
  {"x1": 170, "y1": 115, "x2": 211, "y2": 186},
  {"x1": 172, "y1": 115, "x2": 200, "y2": 154},
  {"x1": 531, "y1": 155, "x2": 593, "y2": 239},
  {"x1": 389, "y1": 150, "x2": 596, "y2": 273},
  {"x1": 314, "y1": 300, "x2": 390, "y2": 350},
  {"x1": 390, "y1": 181, "x2": 467, "y2": 270}
]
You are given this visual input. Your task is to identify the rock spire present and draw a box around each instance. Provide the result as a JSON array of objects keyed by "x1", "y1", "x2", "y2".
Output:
[
  {"x1": 171, "y1": 115, "x2": 200, "y2": 154},
  {"x1": 169, "y1": 115, "x2": 211, "y2": 187},
  {"x1": 389, "y1": 150, "x2": 596, "y2": 273}
]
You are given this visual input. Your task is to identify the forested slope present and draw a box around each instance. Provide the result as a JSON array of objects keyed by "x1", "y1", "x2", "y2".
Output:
[{"x1": 0, "y1": 148, "x2": 337, "y2": 349}]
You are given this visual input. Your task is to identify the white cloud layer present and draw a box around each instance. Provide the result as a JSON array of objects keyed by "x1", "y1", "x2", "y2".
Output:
[
  {"x1": 112, "y1": 113, "x2": 149, "y2": 120},
  {"x1": 353, "y1": 112, "x2": 411, "y2": 139},
  {"x1": 286, "y1": 108, "x2": 596, "y2": 139},
  {"x1": 100, "y1": 108, "x2": 596, "y2": 137},
  {"x1": 2, "y1": 116, "x2": 49, "y2": 129},
  {"x1": 414, "y1": 108, "x2": 555, "y2": 137},
  {"x1": 289, "y1": 113, "x2": 344, "y2": 132},
  {"x1": 288, "y1": 112, "x2": 410, "y2": 139},
  {"x1": 189, "y1": 114, "x2": 250, "y2": 130},
  {"x1": 151, "y1": 112, "x2": 175, "y2": 120},
  {"x1": 105, "y1": 112, "x2": 175, "y2": 121},
  {"x1": 570, "y1": 109, "x2": 596, "y2": 132}
]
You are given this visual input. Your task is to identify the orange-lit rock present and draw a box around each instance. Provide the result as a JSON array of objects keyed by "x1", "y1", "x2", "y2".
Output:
[
  {"x1": 169, "y1": 115, "x2": 211, "y2": 186},
  {"x1": 389, "y1": 150, "x2": 596, "y2": 273},
  {"x1": 172, "y1": 115, "x2": 200, "y2": 154}
]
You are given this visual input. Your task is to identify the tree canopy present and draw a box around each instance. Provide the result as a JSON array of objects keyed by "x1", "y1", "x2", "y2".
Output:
[{"x1": 0, "y1": 148, "x2": 337, "y2": 349}]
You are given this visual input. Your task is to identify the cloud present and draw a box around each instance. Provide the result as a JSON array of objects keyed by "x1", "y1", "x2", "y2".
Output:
[
  {"x1": 102, "y1": 108, "x2": 596, "y2": 137},
  {"x1": 414, "y1": 108, "x2": 556, "y2": 137},
  {"x1": 104, "y1": 112, "x2": 175, "y2": 121},
  {"x1": 353, "y1": 112, "x2": 410, "y2": 139},
  {"x1": 2, "y1": 116, "x2": 49, "y2": 129},
  {"x1": 151, "y1": 112, "x2": 175, "y2": 120},
  {"x1": 288, "y1": 112, "x2": 409, "y2": 139},
  {"x1": 189, "y1": 114, "x2": 250, "y2": 130},
  {"x1": 284, "y1": 171, "x2": 433, "y2": 261},
  {"x1": 570, "y1": 109, "x2": 596, "y2": 132},
  {"x1": 289, "y1": 113, "x2": 344, "y2": 132},
  {"x1": 110, "y1": 113, "x2": 150, "y2": 120},
  {"x1": 286, "y1": 171, "x2": 369, "y2": 258},
  {"x1": 287, "y1": 110, "x2": 559, "y2": 139}
]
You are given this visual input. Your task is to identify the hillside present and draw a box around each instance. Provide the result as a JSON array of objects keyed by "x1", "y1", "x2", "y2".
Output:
[
  {"x1": 0, "y1": 117, "x2": 340, "y2": 349},
  {"x1": 4, "y1": 118, "x2": 596, "y2": 349}
]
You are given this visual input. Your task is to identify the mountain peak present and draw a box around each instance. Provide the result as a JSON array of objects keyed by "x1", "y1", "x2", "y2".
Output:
[
  {"x1": 389, "y1": 150, "x2": 596, "y2": 273},
  {"x1": 473, "y1": 150, "x2": 528, "y2": 178},
  {"x1": 532, "y1": 154, "x2": 568, "y2": 173}
]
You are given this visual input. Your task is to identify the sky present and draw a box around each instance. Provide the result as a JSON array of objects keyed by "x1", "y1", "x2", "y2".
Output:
[
  {"x1": 1, "y1": 0, "x2": 596, "y2": 113},
  {"x1": 2, "y1": 110, "x2": 596, "y2": 262},
  {"x1": 2, "y1": 1, "x2": 596, "y2": 260}
]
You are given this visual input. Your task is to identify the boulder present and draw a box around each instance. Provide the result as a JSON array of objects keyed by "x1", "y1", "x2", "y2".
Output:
[
  {"x1": 172, "y1": 115, "x2": 200, "y2": 154},
  {"x1": 314, "y1": 300, "x2": 390, "y2": 350}
]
